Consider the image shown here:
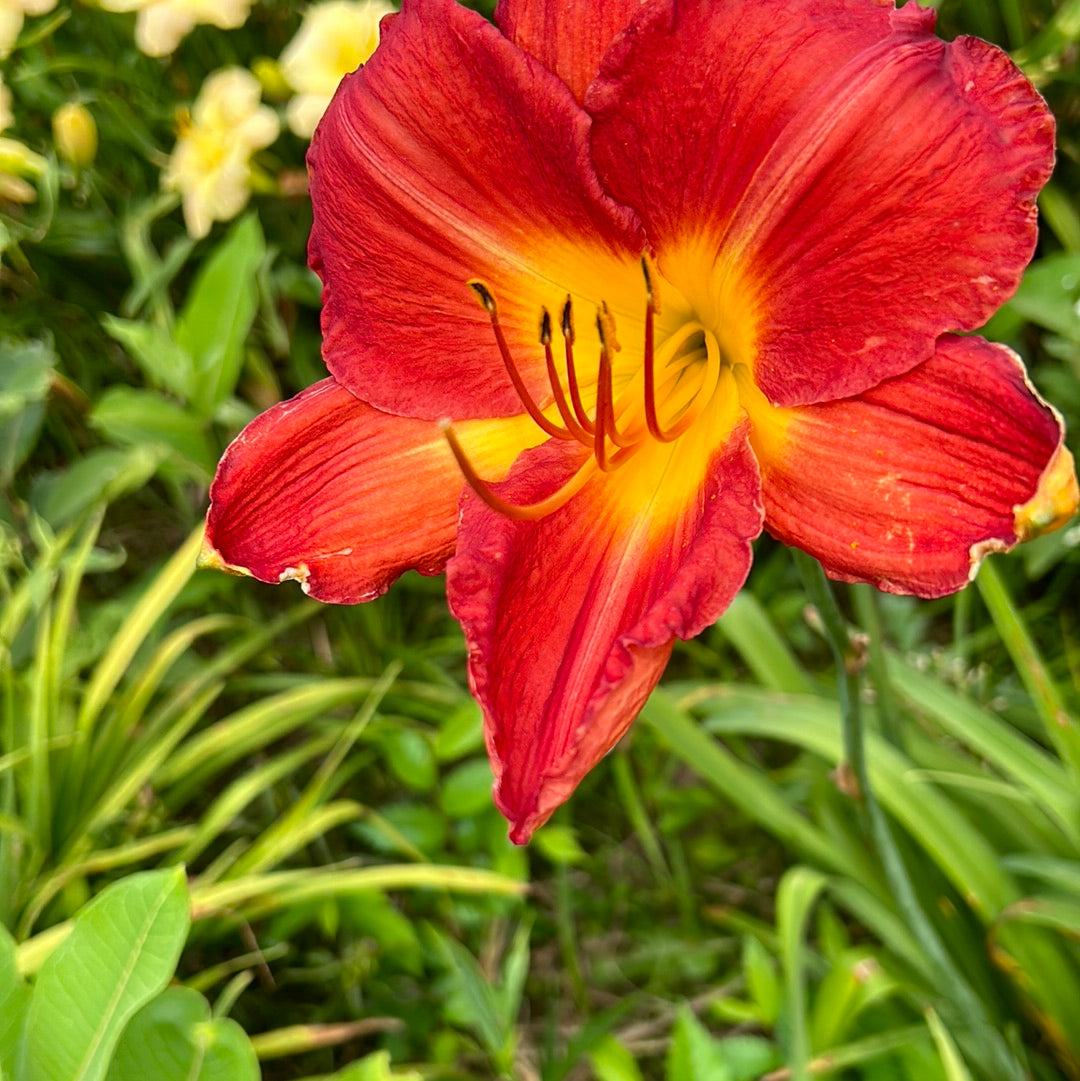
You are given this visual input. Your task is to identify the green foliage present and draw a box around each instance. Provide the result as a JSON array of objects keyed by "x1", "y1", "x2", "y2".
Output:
[
  {"x1": 12, "y1": 868, "x2": 189, "y2": 1081},
  {"x1": 1, "y1": 0, "x2": 1079, "y2": 1078}
]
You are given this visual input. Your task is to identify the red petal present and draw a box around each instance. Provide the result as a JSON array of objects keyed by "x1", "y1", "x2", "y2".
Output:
[
  {"x1": 495, "y1": 0, "x2": 649, "y2": 103},
  {"x1": 447, "y1": 394, "x2": 762, "y2": 842},
  {"x1": 749, "y1": 337, "x2": 1072, "y2": 597},
  {"x1": 309, "y1": 0, "x2": 642, "y2": 422},
  {"x1": 204, "y1": 379, "x2": 538, "y2": 603},
  {"x1": 589, "y1": 0, "x2": 1054, "y2": 406}
]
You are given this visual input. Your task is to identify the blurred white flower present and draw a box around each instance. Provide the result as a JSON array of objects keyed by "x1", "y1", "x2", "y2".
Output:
[
  {"x1": 98, "y1": 0, "x2": 254, "y2": 58},
  {"x1": 0, "y1": 70, "x2": 45, "y2": 203},
  {"x1": 280, "y1": 0, "x2": 393, "y2": 138},
  {"x1": 0, "y1": 0, "x2": 57, "y2": 59},
  {"x1": 162, "y1": 67, "x2": 280, "y2": 239}
]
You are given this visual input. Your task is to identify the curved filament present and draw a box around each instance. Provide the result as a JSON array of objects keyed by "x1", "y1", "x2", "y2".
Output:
[
  {"x1": 469, "y1": 281, "x2": 574, "y2": 441},
  {"x1": 441, "y1": 421, "x2": 594, "y2": 521},
  {"x1": 453, "y1": 267, "x2": 723, "y2": 520}
]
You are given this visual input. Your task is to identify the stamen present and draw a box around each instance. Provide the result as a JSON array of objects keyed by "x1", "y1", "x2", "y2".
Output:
[
  {"x1": 641, "y1": 253, "x2": 662, "y2": 316},
  {"x1": 561, "y1": 297, "x2": 595, "y2": 434},
  {"x1": 441, "y1": 420, "x2": 594, "y2": 521},
  {"x1": 541, "y1": 308, "x2": 591, "y2": 443},
  {"x1": 595, "y1": 305, "x2": 634, "y2": 462},
  {"x1": 645, "y1": 323, "x2": 723, "y2": 442},
  {"x1": 454, "y1": 263, "x2": 722, "y2": 522},
  {"x1": 468, "y1": 281, "x2": 574, "y2": 441}
]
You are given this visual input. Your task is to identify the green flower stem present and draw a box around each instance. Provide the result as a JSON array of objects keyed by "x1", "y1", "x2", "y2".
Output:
[
  {"x1": 792, "y1": 551, "x2": 1025, "y2": 1081},
  {"x1": 851, "y1": 585, "x2": 901, "y2": 749}
]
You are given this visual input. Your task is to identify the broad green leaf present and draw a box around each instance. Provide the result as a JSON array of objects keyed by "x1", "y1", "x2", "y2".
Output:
[
  {"x1": 175, "y1": 212, "x2": 265, "y2": 416},
  {"x1": 100, "y1": 316, "x2": 195, "y2": 401},
  {"x1": 105, "y1": 987, "x2": 257, "y2": 1081},
  {"x1": 379, "y1": 727, "x2": 437, "y2": 793},
  {"x1": 0, "y1": 925, "x2": 31, "y2": 1079},
  {"x1": 0, "y1": 338, "x2": 56, "y2": 487},
  {"x1": 90, "y1": 387, "x2": 216, "y2": 474},
  {"x1": 434, "y1": 701, "x2": 484, "y2": 762},
  {"x1": 19, "y1": 867, "x2": 190, "y2": 1081},
  {"x1": 532, "y1": 824, "x2": 587, "y2": 866},
  {"x1": 28, "y1": 447, "x2": 164, "y2": 528},
  {"x1": 588, "y1": 1035, "x2": 645, "y2": 1081},
  {"x1": 714, "y1": 1036, "x2": 777, "y2": 1081},
  {"x1": 665, "y1": 1006, "x2": 730, "y2": 1081},
  {"x1": 1005, "y1": 252, "x2": 1080, "y2": 342},
  {"x1": 439, "y1": 759, "x2": 496, "y2": 819}
]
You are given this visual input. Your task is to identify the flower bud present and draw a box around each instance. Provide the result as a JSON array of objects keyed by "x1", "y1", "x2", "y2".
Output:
[{"x1": 52, "y1": 102, "x2": 97, "y2": 168}]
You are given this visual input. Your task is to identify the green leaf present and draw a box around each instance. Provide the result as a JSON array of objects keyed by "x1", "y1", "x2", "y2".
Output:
[
  {"x1": 105, "y1": 987, "x2": 257, "y2": 1081},
  {"x1": 434, "y1": 701, "x2": 484, "y2": 762},
  {"x1": 1005, "y1": 253, "x2": 1080, "y2": 341},
  {"x1": 589, "y1": 1035, "x2": 645, "y2": 1081},
  {"x1": 0, "y1": 925, "x2": 31, "y2": 1080},
  {"x1": 0, "y1": 338, "x2": 56, "y2": 487},
  {"x1": 19, "y1": 867, "x2": 190, "y2": 1081},
  {"x1": 714, "y1": 1036, "x2": 777, "y2": 1081},
  {"x1": 777, "y1": 867, "x2": 828, "y2": 1075},
  {"x1": 495, "y1": 918, "x2": 532, "y2": 1034},
  {"x1": 532, "y1": 824, "x2": 587, "y2": 866},
  {"x1": 925, "y1": 1008, "x2": 975, "y2": 1081},
  {"x1": 175, "y1": 213, "x2": 265, "y2": 416},
  {"x1": 90, "y1": 387, "x2": 216, "y2": 474},
  {"x1": 380, "y1": 727, "x2": 437, "y2": 793},
  {"x1": 439, "y1": 759, "x2": 495, "y2": 819},
  {"x1": 741, "y1": 935, "x2": 780, "y2": 1026},
  {"x1": 1000, "y1": 895, "x2": 1080, "y2": 937},
  {"x1": 100, "y1": 316, "x2": 196, "y2": 401},
  {"x1": 309, "y1": 1050, "x2": 421, "y2": 1081},
  {"x1": 665, "y1": 1006, "x2": 730, "y2": 1081},
  {"x1": 28, "y1": 446, "x2": 165, "y2": 528},
  {"x1": 433, "y1": 929, "x2": 507, "y2": 1058}
]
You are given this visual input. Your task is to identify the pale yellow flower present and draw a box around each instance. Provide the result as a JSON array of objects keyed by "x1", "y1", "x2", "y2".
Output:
[
  {"x1": 280, "y1": 0, "x2": 393, "y2": 138},
  {"x1": 162, "y1": 67, "x2": 279, "y2": 239},
  {"x1": 98, "y1": 0, "x2": 254, "y2": 58},
  {"x1": 0, "y1": 71, "x2": 45, "y2": 203},
  {"x1": 0, "y1": 136, "x2": 46, "y2": 203},
  {"x1": 0, "y1": 0, "x2": 57, "y2": 59}
]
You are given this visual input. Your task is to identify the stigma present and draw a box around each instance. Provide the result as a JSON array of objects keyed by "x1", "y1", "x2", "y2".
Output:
[{"x1": 443, "y1": 257, "x2": 721, "y2": 520}]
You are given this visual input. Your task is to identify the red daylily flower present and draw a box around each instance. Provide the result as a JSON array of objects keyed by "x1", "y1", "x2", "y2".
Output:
[{"x1": 203, "y1": 0, "x2": 1079, "y2": 843}]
